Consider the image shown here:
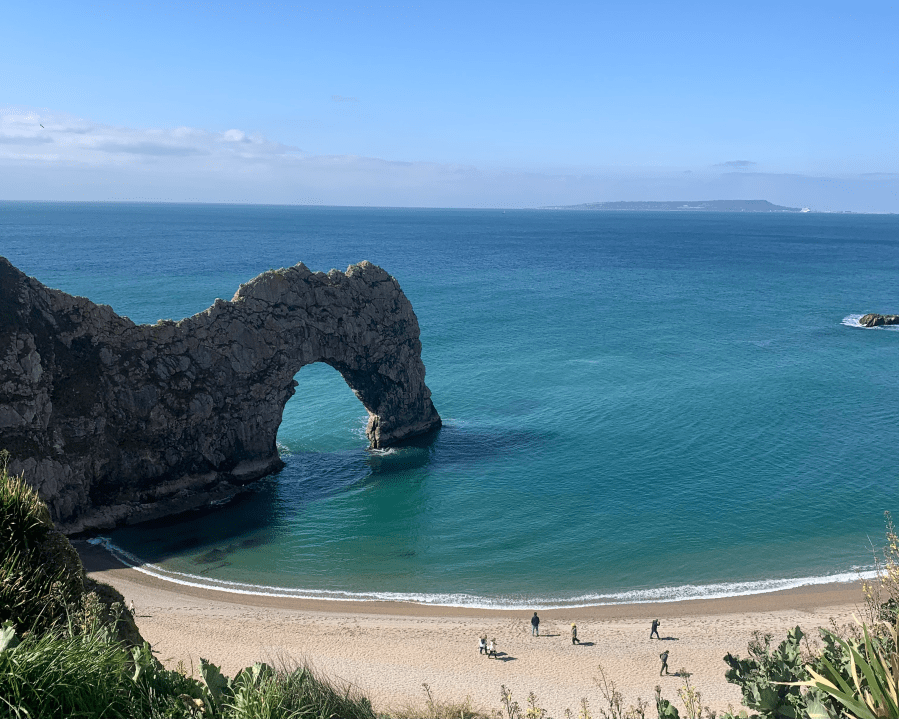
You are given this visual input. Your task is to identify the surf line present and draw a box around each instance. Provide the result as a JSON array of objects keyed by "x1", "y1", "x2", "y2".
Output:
[{"x1": 88, "y1": 537, "x2": 876, "y2": 610}]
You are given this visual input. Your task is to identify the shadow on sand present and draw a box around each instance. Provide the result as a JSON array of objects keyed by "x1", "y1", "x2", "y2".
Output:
[{"x1": 489, "y1": 652, "x2": 516, "y2": 662}]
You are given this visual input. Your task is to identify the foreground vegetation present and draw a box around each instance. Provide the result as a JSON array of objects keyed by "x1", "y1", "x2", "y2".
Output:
[
  {"x1": 3, "y1": 451, "x2": 899, "y2": 717},
  {"x1": 0, "y1": 452, "x2": 375, "y2": 719},
  {"x1": 0, "y1": 620, "x2": 376, "y2": 719}
]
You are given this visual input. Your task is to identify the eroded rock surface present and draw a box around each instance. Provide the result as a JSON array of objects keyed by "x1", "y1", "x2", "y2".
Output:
[
  {"x1": 858, "y1": 313, "x2": 899, "y2": 327},
  {"x1": 0, "y1": 257, "x2": 440, "y2": 533}
]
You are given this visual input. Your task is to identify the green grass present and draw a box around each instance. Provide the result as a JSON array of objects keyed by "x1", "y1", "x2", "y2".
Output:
[
  {"x1": 0, "y1": 624, "x2": 379, "y2": 719},
  {"x1": 0, "y1": 624, "x2": 133, "y2": 719},
  {"x1": 220, "y1": 660, "x2": 377, "y2": 719},
  {"x1": 0, "y1": 450, "x2": 82, "y2": 634}
]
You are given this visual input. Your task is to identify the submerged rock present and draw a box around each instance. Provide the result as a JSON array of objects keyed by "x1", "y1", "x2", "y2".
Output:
[
  {"x1": 858, "y1": 313, "x2": 899, "y2": 327},
  {"x1": 0, "y1": 257, "x2": 441, "y2": 533}
]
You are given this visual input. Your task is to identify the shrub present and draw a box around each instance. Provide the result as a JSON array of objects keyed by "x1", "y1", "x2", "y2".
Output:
[{"x1": 721, "y1": 627, "x2": 811, "y2": 718}]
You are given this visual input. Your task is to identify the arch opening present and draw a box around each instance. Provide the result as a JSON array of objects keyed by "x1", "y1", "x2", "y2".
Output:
[{"x1": 278, "y1": 362, "x2": 371, "y2": 454}]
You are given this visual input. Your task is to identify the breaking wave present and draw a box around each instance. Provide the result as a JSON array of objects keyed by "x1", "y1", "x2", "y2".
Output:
[{"x1": 88, "y1": 537, "x2": 873, "y2": 610}]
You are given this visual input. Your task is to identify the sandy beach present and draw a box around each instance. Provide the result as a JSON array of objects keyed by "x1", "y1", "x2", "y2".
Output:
[{"x1": 76, "y1": 541, "x2": 864, "y2": 716}]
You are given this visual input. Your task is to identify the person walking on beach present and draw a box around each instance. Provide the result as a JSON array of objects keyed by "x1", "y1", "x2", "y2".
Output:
[
  {"x1": 487, "y1": 637, "x2": 497, "y2": 658},
  {"x1": 479, "y1": 634, "x2": 487, "y2": 655},
  {"x1": 531, "y1": 612, "x2": 540, "y2": 636},
  {"x1": 571, "y1": 623, "x2": 579, "y2": 644},
  {"x1": 650, "y1": 618, "x2": 661, "y2": 639},
  {"x1": 659, "y1": 650, "x2": 670, "y2": 676}
]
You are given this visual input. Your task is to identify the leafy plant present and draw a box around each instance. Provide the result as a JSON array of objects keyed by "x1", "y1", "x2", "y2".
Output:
[
  {"x1": 795, "y1": 618, "x2": 899, "y2": 719},
  {"x1": 0, "y1": 621, "x2": 20, "y2": 654},
  {"x1": 200, "y1": 657, "x2": 232, "y2": 713},
  {"x1": 131, "y1": 641, "x2": 157, "y2": 683},
  {"x1": 656, "y1": 685, "x2": 681, "y2": 719},
  {"x1": 722, "y1": 627, "x2": 811, "y2": 718}
]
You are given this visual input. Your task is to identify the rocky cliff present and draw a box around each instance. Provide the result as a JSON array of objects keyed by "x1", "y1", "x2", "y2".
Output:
[{"x1": 0, "y1": 258, "x2": 441, "y2": 534}]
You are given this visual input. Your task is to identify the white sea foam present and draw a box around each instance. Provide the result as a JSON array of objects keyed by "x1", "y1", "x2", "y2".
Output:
[
  {"x1": 842, "y1": 314, "x2": 899, "y2": 331},
  {"x1": 93, "y1": 537, "x2": 875, "y2": 610}
]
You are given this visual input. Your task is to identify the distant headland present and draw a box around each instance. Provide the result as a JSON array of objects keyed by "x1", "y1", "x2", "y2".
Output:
[{"x1": 545, "y1": 200, "x2": 806, "y2": 212}]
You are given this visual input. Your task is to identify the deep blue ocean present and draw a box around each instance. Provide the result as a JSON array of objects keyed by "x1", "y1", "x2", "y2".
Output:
[{"x1": 3, "y1": 202, "x2": 898, "y2": 607}]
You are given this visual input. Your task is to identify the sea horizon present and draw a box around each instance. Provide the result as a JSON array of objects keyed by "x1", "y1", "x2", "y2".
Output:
[{"x1": 3, "y1": 198, "x2": 895, "y2": 215}]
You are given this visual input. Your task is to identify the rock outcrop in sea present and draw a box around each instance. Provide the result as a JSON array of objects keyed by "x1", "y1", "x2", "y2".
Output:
[
  {"x1": 0, "y1": 257, "x2": 441, "y2": 534},
  {"x1": 858, "y1": 313, "x2": 899, "y2": 327}
]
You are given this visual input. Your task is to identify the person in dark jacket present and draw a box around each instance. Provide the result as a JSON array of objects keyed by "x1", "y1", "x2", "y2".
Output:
[
  {"x1": 531, "y1": 611, "x2": 540, "y2": 636},
  {"x1": 650, "y1": 618, "x2": 661, "y2": 639}
]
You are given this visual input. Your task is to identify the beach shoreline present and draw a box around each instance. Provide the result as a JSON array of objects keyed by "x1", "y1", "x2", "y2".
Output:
[
  {"x1": 75, "y1": 540, "x2": 867, "y2": 715},
  {"x1": 76, "y1": 540, "x2": 864, "y2": 619}
]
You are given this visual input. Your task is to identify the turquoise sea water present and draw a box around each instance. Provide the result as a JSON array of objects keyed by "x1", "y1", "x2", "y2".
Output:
[{"x1": 3, "y1": 202, "x2": 898, "y2": 607}]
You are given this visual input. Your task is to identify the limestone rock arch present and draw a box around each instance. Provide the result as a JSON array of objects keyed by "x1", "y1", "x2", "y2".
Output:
[{"x1": 0, "y1": 257, "x2": 441, "y2": 533}]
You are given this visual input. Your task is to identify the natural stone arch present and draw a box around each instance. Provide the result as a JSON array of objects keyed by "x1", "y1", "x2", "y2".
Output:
[{"x1": 0, "y1": 257, "x2": 441, "y2": 533}]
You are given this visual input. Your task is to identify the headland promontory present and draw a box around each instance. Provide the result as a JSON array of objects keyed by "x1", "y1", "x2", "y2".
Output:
[{"x1": 0, "y1": 258, "x2": 440, "y2": 534}]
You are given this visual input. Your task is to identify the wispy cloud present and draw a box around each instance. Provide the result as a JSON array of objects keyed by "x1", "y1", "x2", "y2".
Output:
[
  {"x1": 714, "y1": 160, "x2": 757, "y2": 169},
  {"x1": 92, "y1": 142, "x2": 209, "y2": 157},
  {"x1": 0, "y1": 134, "x2": 53, "y2": 145},
  {"x1": 0, "y1": 107, "x2": 896, "y2": 212},
  {"x1": 0, "y1": 108, "x2": 299, "y2": 165}
]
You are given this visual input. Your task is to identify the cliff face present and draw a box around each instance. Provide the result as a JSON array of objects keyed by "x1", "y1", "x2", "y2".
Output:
[{"x1": 0, "y1": 258, "x2": 441, "y2": 534}]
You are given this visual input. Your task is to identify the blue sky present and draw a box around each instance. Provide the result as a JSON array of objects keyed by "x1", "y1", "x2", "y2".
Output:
[{"x1": 1, "y1": 0, "x2": 897, "y2": 210}]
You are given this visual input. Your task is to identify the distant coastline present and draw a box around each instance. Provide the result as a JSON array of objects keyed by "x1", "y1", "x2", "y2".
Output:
[{"x1": 544, "y1": 199, "x2": 805, "y2": 212}]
